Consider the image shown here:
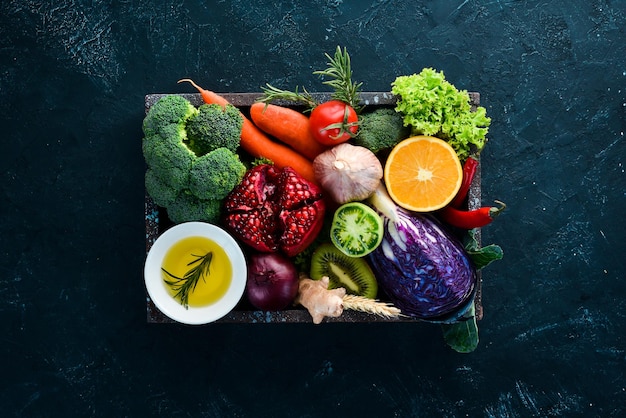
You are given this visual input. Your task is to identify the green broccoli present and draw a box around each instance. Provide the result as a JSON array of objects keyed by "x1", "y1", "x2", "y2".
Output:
[
  {"x1": 166, "y1": 192, "x2": 223, "y2": 224},
  {"x1": 142, "y1": 124, "x2": 195, "y2": 190},
  {"x1": 142, "y1": 95, "x2": 246, "y2": 224},
  {"x1": 142, "y1": 94, "x2": 197, "y2": 138},
  {"x1": 185, "y1": 103, "x2": 243, "y2": 156},
  {"x1": 189, "y1": 147, "x2": 246, "y2": 200},
  {"x1": 353, "y1": 108, "x2": 411, "y2": 154},
  {"x1": 145, "y1": 168, "x2": 179, "y2": 208}
]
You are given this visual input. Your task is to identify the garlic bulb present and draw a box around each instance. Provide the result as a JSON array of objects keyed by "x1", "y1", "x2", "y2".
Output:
[{"x1": 313, "y1": 143, "x2": 383, "y2": 204}]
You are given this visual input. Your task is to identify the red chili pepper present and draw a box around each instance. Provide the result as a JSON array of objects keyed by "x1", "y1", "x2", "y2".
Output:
[
  {"x1": 450, "y1": 156, "x2": 479, "y2": 208},
  {"x1": 439, "y1": 200, "x2": 506, "y2": 229}
]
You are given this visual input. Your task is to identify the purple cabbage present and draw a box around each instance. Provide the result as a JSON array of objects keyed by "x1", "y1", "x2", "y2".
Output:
[{"x1": 367, "y1": 184, "x2": 476, "y2": 320}]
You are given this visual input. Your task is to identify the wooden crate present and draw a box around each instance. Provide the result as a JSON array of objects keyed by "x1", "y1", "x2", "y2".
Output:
[{"x1": 144, "y1": 92, "x2": 483, "y2": 324}]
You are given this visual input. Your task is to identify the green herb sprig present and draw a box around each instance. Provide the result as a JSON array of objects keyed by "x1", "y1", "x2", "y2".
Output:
[
  {"x1": 162, "y1": 251, "x2": 213, "y2": 309},
  {"x1": 258, "y1": 46, "x2": 363, "y2": 111},
  {"x1": 314, "y1": 46, "x2": 363, "y2": 109},
  {"x1": 258, "y1": 84, "x2": 318, "y2": 109}
]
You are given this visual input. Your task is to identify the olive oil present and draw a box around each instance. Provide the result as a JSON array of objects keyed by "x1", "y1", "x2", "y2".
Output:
[{"x1": 161, "y1": 236, "x2": 232, "y2": 308}]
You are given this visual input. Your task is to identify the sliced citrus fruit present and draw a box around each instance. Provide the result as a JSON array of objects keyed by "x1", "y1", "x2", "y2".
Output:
[
  {"x1": 330, "y1": 202, "x2": 383, "y2": 257},
  {"x1": 384, "y1": 136, "x2": 463, "y2": 212}
]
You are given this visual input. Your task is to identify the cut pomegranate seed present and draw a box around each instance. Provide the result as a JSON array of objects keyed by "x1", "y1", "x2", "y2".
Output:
[{"x1": 223, "y1": 164, "x2": 326, "y2": 256}]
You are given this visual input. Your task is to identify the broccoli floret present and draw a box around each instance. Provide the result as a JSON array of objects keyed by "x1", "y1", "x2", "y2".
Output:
[
  {"x1": 354, "y1": 108, "x2": 411, "y2": 154},
  {"x1": 142, "y1": 124, "x2": 195, "y2": 190},
  {"x1": 189, "y1": 147, "x2": 246, "y2": 200},
  {"x1": 185, "y1": 103, "x2": 243, "y2": 156},
  {"x1": 142, "y1": 95, "x2": 248, "y2": 224},
  {"x1": 166, "y1": 192, "x2": 223, "y2": 224},
  {"x1": 143, "y1": 94, "x2": 198, "y2": 138},
  {"x1": 145, "y1": 169, "x2": 179, "y2": 208}
]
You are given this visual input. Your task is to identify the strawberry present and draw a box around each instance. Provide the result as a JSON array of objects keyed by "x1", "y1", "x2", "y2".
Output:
[{"x1": 224, "y1": 164, "x2": 325, "y2": 256}]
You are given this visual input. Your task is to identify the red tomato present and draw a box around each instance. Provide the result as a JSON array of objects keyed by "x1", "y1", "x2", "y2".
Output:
[{"x1": 309, "y1": 100, "x2": 359, "y2": 146}]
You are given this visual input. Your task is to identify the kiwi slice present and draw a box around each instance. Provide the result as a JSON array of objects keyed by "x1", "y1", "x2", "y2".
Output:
[
  {"x1": 330, "y1": 202, "x2": 384, "y2": 257},
  {"x1": 310, "y1": 243, "x2": 378, "y2": 298}
]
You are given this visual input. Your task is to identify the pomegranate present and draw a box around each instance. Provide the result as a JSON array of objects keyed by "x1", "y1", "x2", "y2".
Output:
[{"x1": 223, "y1": 164, "x2": 326, "y2": 257}]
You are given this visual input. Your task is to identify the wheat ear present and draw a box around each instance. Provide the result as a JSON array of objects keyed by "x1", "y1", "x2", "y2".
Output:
[{"x1": 342, "y1": 295, "x2": 404, "y2": 318}]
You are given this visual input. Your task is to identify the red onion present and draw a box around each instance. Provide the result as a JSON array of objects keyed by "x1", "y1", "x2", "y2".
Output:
[{"x1": 246, "y1": 253, "x2": 299, "y2": 311}]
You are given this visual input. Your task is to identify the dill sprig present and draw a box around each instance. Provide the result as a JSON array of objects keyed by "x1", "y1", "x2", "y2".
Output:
[
  {"x1": 313, "y1": 46, "x2": 363, "y2": 109},
  {"x1": 162, "y1": 251, "x2": 213, "y2": 309}
]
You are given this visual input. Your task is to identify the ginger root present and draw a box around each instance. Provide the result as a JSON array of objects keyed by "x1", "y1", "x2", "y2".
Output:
[
  {"x1": 296, "y1": 273, "x2": 404, "y2": 324},
  {"x1": 295, "y1": 275, "x2": 346, "y2": 324}
]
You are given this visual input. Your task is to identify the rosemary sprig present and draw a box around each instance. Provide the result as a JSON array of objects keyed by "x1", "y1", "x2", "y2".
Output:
[
  {"x1": 162, "y1": 251, "x2": 213, "y2": 309},
  {"x1": 313, "y1": 46, "x2": 363, "y2": 109},
  {"x1": 258, "y1": 83, "x2": 318, "y2": 109},
  {"x1": 258, "y1": 47, "x2": 363, "y2": 111}
]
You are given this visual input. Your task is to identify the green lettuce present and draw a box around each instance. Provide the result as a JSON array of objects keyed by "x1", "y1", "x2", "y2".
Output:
[{"x1": 391, "y1": 68, "x2": 491, "y2": 161}]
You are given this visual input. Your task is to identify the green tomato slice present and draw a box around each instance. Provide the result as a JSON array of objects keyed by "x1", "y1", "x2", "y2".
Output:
[{"x1": 330, "y1": 202, "x2": 384, "y2": 257}]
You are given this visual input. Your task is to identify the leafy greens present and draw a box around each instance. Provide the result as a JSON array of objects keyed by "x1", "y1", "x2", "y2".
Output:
[
  {"x1": 391, "y1": 68, "x2": 491, "y2": 161},
  {"x1": 441, "y1": 304, "x2": 479, "y2": 353},
  {"x1": 441, "y1": 230, "x2": 503, "y2": 353}
]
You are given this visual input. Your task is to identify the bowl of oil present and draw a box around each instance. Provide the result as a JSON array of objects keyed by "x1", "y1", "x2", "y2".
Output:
[{"x1": 144, "y1": 222, "x2": 247, "y2": 324}]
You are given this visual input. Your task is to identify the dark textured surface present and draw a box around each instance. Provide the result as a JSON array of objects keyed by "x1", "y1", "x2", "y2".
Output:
[{"x1": 1, "y1": 1, "x2": 625, "y2": 416}]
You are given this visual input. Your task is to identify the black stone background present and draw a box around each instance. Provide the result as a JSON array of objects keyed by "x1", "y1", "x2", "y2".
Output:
[{"x1": 1, "y1": 1, "x2": 625, "y2": 417}]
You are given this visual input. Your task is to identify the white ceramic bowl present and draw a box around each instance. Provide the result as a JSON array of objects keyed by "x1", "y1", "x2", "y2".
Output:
[{"x1": 144, "y1": 222, "x2": 246, "y2": 325}]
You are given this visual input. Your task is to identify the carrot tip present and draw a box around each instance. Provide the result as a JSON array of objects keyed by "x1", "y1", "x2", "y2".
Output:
[{"x1": 177, "y1": 78, "x2": 202, "y2": 91}]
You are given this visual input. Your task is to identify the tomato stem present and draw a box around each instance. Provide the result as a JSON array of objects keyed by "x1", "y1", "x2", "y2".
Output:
[{"x1": 322, "y1": 104, "x2": 359, "y2": 140}]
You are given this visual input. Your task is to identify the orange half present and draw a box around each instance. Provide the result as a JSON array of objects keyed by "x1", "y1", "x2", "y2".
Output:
[{"x1": 384, "y1": 136, "x2": 463, "y2": 212}]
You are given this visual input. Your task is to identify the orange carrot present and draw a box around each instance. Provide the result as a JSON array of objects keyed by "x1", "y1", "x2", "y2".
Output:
[
  {"x1": 177, "y1": 79, "x2": 318, "y2": 185},
  {"x1": 249, "y1": 102, "x2": 329, "y2": 160},
  {"x1": 239, "y1": 118, "x2": 318, "y2": 184},
  {"x1": 178, "y1": 78, "x2": 229, "y2": 108}
]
